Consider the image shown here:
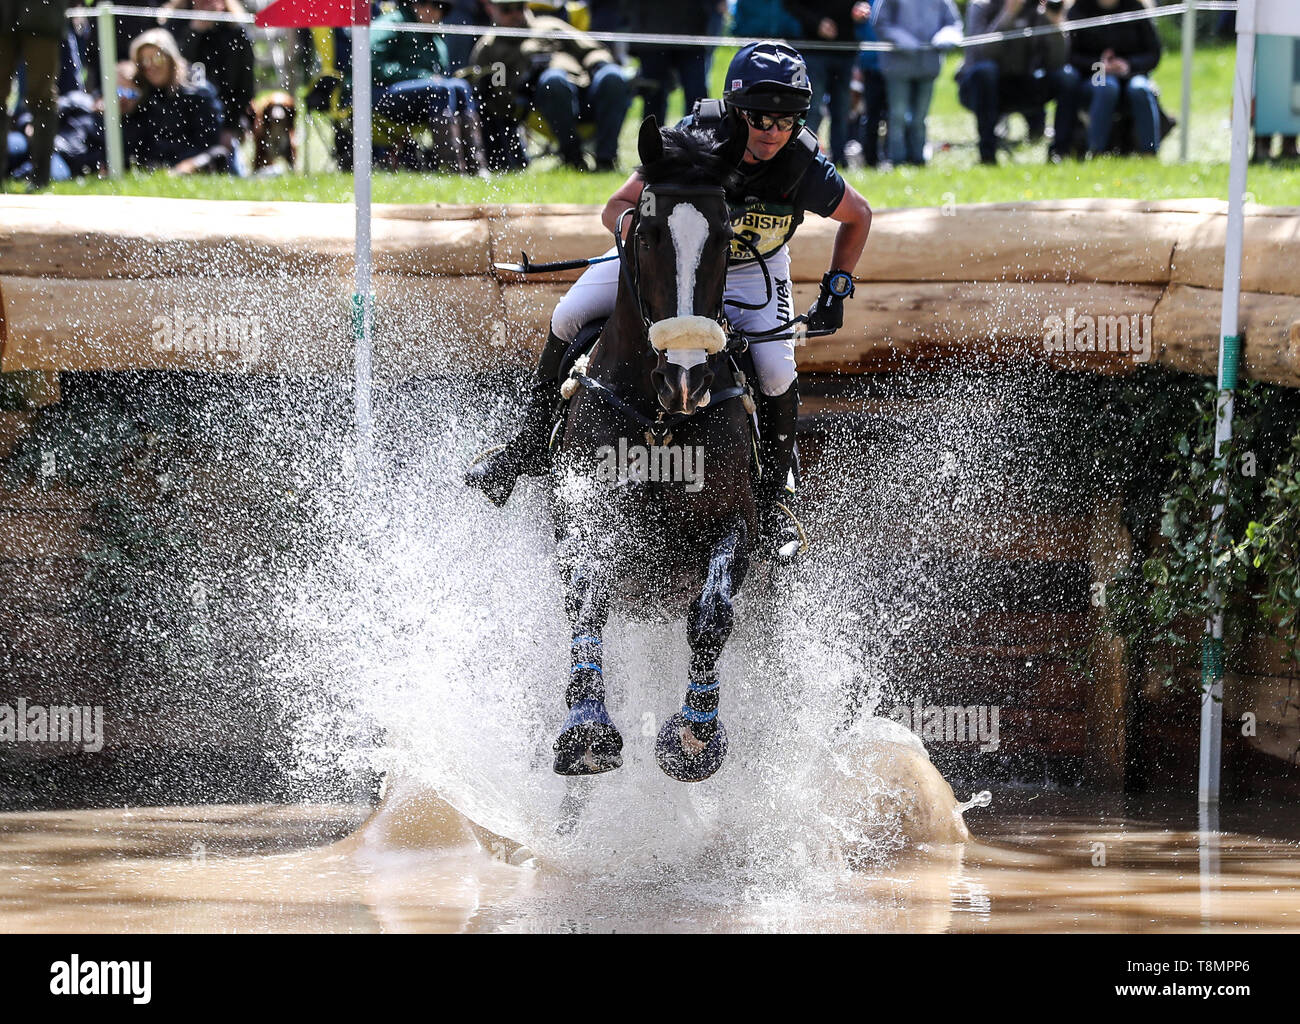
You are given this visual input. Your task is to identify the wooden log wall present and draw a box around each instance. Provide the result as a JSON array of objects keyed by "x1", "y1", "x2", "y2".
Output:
[{"x1": 2, "y1": 195, "x2": 1298, "y2": 385}]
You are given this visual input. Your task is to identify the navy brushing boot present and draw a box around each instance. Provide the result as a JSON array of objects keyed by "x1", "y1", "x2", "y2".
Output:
[
  {"x1": 553, "y1": 699, "x2": 624, "y2": 776},
  {"x1": 655, "y1": 694, "x2": 728, "y2": 783}
]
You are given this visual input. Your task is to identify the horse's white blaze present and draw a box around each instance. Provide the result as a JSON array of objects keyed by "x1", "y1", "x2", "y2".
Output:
[
  {"x1": 666, "y1": 348, "x2": 708, "y2": 369},
  {"x1": 668, "y1": 201, "x2": 709, "y2": 318},
  {"x1": 646, "y1": 203, "x2": 722, "y2": 373}
]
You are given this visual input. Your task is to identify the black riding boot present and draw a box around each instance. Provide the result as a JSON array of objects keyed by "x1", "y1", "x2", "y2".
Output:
[
  {"x1": 756, "y1": 381, "x2": 807, "y2": 562},
  {"x1": 464, "y1": 329, "x2": 570, "y2": 506}
]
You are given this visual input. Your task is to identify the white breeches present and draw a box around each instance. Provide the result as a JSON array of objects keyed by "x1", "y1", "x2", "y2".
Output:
[{"x1": 549, "y1": 245, "x2": 798, "y2": 397}]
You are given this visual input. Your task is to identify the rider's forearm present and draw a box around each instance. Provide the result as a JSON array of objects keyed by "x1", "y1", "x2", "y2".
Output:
[
  {"x1": 829, "y1": 213, "x2": 871, "y2": 276},
  {"x1": 602, "y1": 199, "x2": 636, "y2": 237}
]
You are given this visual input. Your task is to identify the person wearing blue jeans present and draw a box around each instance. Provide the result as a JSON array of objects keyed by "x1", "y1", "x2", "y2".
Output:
[
  {"x1": 533, "y1": 63, "x2": 631, "y2": 170},
  {"x1": 1053, "y1": 65, "x2": 1160, "y2": 155},
  {"x1": 1053, "y1": 0, "x2": 1162, "y2": 157},
  {"x1": 876, "y1": 0, "x2": 961, "y2": 166},
  {"x1": 470, "y1": 0, "x2": 629, "y2": 171}
]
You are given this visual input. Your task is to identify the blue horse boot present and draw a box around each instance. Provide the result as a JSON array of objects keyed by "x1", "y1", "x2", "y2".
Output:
[
  {"x1": 553, "y1": 699, "x2": 624, "y2": 776},
  {"x1": 655, "y1": 712, "x2": 728, "y2": 782}
]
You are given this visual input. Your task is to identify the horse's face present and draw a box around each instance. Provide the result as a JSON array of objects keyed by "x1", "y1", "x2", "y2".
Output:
[
  {"x1": 630, "y1": 122, "x2": 736, "y2": 416},
  {"x1": 632, "y1": 186, "x2": 732, "y2": 416}
]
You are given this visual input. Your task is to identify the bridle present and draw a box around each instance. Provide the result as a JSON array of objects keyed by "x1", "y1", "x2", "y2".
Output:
[
  {"x1": 612, "y1": 182, "x2": 777, "y2": 352},
  {"x1": 570, "y1": 183, "x2": 759, "y2": 445}
]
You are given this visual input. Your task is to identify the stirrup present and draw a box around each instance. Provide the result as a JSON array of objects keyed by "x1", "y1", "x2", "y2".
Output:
[{"x1": 765, "y1": 500, "x2": 809, "y2": 564}]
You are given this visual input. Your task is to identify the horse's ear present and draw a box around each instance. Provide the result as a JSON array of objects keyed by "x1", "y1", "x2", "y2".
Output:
[{"x1": 638, "y1": 115, "x2": 663, "y2": 166}]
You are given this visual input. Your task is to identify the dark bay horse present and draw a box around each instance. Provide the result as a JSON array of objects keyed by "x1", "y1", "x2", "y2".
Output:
[{"x1": 548, "y1": 119, "x2": 761, "y2": 783}]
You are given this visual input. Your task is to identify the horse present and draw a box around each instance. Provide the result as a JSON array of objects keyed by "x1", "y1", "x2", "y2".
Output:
[{"x1": 546, "y1": 118, "x2": 762, "y2": 784}]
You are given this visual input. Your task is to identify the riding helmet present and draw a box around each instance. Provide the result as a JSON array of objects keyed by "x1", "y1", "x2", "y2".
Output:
[{"x1": 722, "y1": 41, "x2": 813, "y2": 115}]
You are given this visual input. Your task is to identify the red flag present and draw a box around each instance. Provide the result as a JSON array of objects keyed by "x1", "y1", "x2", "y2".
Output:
[{"x1": 255, "y1": 0, "x2": 370, "y2": 28}]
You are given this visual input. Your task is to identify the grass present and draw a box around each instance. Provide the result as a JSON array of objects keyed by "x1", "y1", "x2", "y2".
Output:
[{"x1": 37, "y1": 42, "x2": 1300, "y2": 208}]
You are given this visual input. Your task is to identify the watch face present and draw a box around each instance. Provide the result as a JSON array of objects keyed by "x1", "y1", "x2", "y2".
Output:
[{"x1": 828, "y1": 273, "x2": 852, "y2": 297}]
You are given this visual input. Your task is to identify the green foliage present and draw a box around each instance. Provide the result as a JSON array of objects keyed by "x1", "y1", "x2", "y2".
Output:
[
  {"x1": 1240, "y1": 431, "x2": 1300, "y2": 675},
  {"x1": 1103, "y1": 378, "x2": 1300, "y2": 689}
]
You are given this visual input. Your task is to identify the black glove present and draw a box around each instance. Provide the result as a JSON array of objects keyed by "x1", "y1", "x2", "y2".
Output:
[{"x1": 805, "y1": 270, "x2": 855, "y2": 333}]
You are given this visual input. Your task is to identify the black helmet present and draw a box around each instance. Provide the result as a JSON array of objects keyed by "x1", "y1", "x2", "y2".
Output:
[{"x1": 723, "y1": 41, "x2": 813, "y2": 115}]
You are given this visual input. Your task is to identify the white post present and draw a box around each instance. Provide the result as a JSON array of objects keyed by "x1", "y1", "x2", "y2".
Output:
[
  {"x1": 97, "y1": 6, "x2": 124, "y2": 178},
  {"x1": 1181, "y1": 0, "x2": 1197, "y2": 161},
  {"x1": 1200, "y1": 1, "x2": 1256, "y2": 806},
  {"x1": 352, "y1": 22, "x2": 373, "y2": 488}
]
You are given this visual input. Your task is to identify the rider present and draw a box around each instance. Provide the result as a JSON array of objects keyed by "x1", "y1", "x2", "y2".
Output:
[{"x1": 466, "y1": 40, "x2": 873, "y2": 559}]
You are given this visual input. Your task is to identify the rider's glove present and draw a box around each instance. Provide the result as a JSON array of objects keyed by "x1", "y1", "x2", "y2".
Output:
[{"x1": 805, "y1": 270, "x2": 855, "y2": 333}]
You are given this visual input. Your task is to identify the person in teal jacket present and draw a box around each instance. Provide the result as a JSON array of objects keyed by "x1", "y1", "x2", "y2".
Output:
[{"x1": 370, "y1": 0, "x2": 485, "y2": 172}]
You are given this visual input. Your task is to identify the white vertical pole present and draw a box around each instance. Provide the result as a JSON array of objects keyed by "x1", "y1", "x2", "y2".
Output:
[
  {"x1": 1200, "y1": 1, "x2": 1255, "y2": 806},
  {"x1": 1181, "y1": 0, "x2": 1197, "y2": 161},
  {"x1": 352, "y1": 22, "x2": 373, "y2": 488},
  {"x1": 97, "y1": 6, "x2": 124, "y2": 178}
]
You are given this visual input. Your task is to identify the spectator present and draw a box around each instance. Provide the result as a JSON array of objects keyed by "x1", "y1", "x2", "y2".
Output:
[
  {"x1": 630, "y1": 0, "x2": 711, "y2": 130},
  {"x1": 8, "y1": 89, "x2": 105, "y2": 181},
  {"x1": 1054, "y1": 0, "x2": 1162, "y2": 158},
  {"x1": 851, "y1": 1, "x2": 887, "y2": 167},
  {"x1": 875, "y1": 0, "x2": 961, "y2": 167},
  {"x1": 162, "y1": 0, "x2": 255, "y2": 176},
  {"x1": 441, "y1": 0, "x2": 488, "y2": 71},
  {"x1": 956, "y1": 0, "x2": 1068, "y2": 165},
  {"x1": 730, "y1": 0, "x2": 801, "y2": 39},
  {"x1": 0, "y1": 0, "x2": 65, "y2": 189},
  {"x1": 122, "y1": 29, "x2": 229, "y2": 173},
  {"x1": 468, "y1": 0, "x2": 630, "y2": 171},
  {"x1": 82, "y1": 0, "x2": 171, "y2": 90},
  {"x1": 370, "y1": 0, "x2": 485, "y2": 173},
  {"x1": 788, "y1": 1, "x2": 857, "y2": 166}
]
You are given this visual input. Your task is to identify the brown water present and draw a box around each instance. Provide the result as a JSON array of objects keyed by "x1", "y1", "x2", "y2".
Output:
[{"x1": 3, "y1": 795, "x2": 1297, "y2": 933}]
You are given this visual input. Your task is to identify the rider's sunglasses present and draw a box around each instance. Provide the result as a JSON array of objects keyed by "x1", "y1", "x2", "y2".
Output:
[{"x1": 740, "y1": 109, "x2": 802, "y2": 133}]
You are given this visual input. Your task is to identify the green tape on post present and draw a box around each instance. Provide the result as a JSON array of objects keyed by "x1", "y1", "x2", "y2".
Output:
[
  {"x1": 1201, "y1": 636, "x2": 1224, "y2": 689},
  {"x1": 351, "y1": 293, "x2": 370, "y2": 338},
  {"x1": 1220, "y1": 335, "x2": 1241, "y2": 391}
]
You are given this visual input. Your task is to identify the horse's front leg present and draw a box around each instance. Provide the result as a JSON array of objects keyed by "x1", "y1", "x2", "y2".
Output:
[
  {"x1": 552, "y1": 538, "x2": 624, "y2": 776},
  {"x1": 656, "y1": 521, "x2": 749, "y2": 782}
]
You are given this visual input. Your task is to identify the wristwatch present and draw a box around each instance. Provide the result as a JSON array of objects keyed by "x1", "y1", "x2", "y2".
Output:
[{"x1": 825, "y1": 270, "x2": 855, "y2": 299}]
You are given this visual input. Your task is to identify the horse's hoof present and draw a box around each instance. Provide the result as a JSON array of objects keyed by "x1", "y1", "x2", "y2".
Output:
[
  {"x1": 553, "y1": 699, "x2": 623, "y2": 776},
  {"x1": 655, "y1": 712, "x2": 728, "y2": 782}
]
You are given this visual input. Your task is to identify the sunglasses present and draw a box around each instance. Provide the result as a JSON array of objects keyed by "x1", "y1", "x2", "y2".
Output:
[{"x1": 740, "y1": 109, "x2": 802, "y2": 132}]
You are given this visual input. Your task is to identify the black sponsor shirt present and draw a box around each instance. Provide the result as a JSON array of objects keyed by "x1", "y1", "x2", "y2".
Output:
[{"x1": 675, "y1": 113, "x2": 847, "y2": 264}]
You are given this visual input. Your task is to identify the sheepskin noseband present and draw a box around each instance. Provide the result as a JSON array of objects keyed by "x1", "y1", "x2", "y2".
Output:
[{"x1": 647, "y1": 316, "x2": 726, "y2": 368}]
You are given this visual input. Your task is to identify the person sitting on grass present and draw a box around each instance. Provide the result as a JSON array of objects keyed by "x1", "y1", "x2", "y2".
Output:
[
  {"x1": 956, "y1": 0, "x2": 1068, "y2": 166},
  {"x1": 1053, "y1": 0, "x2": 1162, "y2": 159},
  {"x1": 161, "y1": 0, "x2": 256, "y2": 176},
  {"x1": 122, "y1": 29, "x2": 230, "y2": 174},
  {"x1": 467, "y1": 0, "x2": 631, "y2": 172},
  {"x1": 370, "y1": 0, "x2": 486, "y2": 174}
]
